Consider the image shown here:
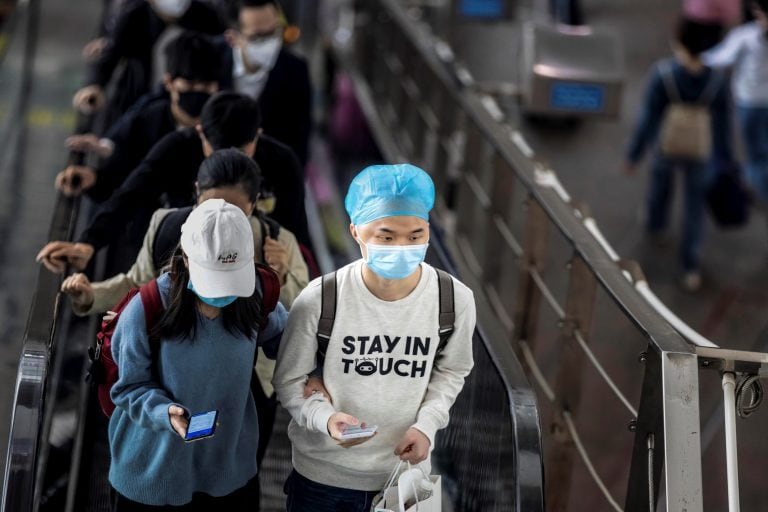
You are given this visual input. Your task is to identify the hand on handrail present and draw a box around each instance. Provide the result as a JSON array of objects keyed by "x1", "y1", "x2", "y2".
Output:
[
  {"x1": 36, "y1": 241, "x2": 95, "y2": 274},
  {"x1": 61, "y1": 273, "x2": 94, "y2": 311},
  {"x1": 55, "y1": 165, "x2": 97, "y2": 196}
]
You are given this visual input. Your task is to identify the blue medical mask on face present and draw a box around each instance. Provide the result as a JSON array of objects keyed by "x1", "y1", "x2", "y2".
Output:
[
  {"x1": 187, "y1": 280, "x2": 238, "y2": 308},
  {"x1": 359, "y1": 239, "x2": 429, "y2": 280}
]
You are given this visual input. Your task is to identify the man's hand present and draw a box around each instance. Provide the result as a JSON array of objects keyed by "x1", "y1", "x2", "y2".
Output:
[
  {"x1": 55, "y1": 165, "x2": 97, "y2": 196},
  {"x1": 66, "y1": 134, "x2": 114, "y2": 158},
  {"x1": 61, "y1": 273, "x2": 95, "y2": 310},
  {"x1": 327, "y1": 412, "x2": 377, "y2": 448},
  {"x1": 169, "y1": 405, "x2": 189, "y2": 439},
  {"x1": 394, "y1": 428, "x2": 430, "y2": 463},
  {"x1": 303, "y1": 375, "x2": 332, "y2": 402},
  {"x1": 73, "y1": 85, "x2": 106, "y2": 114},
  {"x1": 263, "y1": 236, "x2": 289, "y2": 283},
  {"x1": 36, "y1": 241, "x2": 95, "y2": 273}
]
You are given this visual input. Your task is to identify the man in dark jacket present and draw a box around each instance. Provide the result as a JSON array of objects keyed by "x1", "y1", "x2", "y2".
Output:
[
  {"x1": 215, "y1": 0, "x2": 312, "y2": 166},
  {"x1": 38, "y1": 92, "x2": 310, "y2": 273},
  {"x1": 73, "y1": 0, "x2": 226, "y2": 116}
]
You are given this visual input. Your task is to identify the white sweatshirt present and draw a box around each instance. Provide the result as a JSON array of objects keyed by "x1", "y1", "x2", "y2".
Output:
[
  {"x1": 704, "y1": 22, "x2": 768, "y2": 107},
  {"x1": 273, "y1": 260, "x2": 476, "y2": 491}
]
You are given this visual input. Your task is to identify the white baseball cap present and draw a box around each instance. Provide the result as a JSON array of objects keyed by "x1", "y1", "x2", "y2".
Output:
[{"x1": 180, "y1": 199, "x2": 255, "y2": 298}]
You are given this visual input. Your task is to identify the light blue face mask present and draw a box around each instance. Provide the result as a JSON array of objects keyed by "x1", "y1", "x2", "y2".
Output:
[
  {"x1": 187, "y1": 280, "x2": 238, "y2": 308},
  {"x1": 360, "y1": 241, "x2": 429, "y2": 280}
]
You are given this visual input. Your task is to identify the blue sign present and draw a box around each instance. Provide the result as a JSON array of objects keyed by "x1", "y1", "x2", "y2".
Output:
[
  {"x1": 550, "y1": 82, "x2": 605, "y2": 112},
  {"x1": 459, "y1": 0, "x2": 505, "y2": 18}
]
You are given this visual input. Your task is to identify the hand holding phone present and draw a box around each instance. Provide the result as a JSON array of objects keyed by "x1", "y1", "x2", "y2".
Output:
[{"x1": 184, "y1": 410, "x2": 219, "y2": 442}]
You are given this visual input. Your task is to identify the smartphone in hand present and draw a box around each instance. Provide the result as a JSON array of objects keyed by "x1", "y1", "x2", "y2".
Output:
[
  {"x1": 184, "y1": 410, "x2": 219, "y2": 442},
  {"x1": 340, "y1": 425, "x2": 378, "y2": 440}
]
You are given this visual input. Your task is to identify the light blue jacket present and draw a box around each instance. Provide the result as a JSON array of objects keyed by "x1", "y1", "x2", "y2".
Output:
[{"x1": 108, "y1": 273, "x2": 287, "y2": 505}]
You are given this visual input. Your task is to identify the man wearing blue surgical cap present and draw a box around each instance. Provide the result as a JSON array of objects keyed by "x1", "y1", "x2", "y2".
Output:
[{"x1": 274, "y1": 164, "x2": 476, "y2": 511}]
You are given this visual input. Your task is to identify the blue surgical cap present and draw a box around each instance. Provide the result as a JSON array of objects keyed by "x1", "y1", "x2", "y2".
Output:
[{"x1": 344, "y1": 164, "x2": 435, "y2": 226}]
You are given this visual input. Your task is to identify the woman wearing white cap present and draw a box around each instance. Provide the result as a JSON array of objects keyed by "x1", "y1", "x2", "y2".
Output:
[{"x1": 107, "y1": 198, "x2": 287, "y2": 511}]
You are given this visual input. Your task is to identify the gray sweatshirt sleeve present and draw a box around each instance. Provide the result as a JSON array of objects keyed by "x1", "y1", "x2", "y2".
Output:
[
  {"x1": 412, "y1": 283, "x2": 476, "y2": 446},
  {"x1": 273, "y1": 281, "x2": 337, "y2": 435}
]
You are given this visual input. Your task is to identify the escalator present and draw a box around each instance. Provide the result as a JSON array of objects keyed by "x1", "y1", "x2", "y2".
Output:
[{"x1": 0, "y1": 0, "x2": 546, "y2": 511}]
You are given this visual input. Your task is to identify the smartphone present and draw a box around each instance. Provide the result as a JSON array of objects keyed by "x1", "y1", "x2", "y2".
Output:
[
  {"x1": 184, "y1": 410, "x2": 219, "y2": 442},
  {"x1": 340, "y1": 425, "x2": 378, "y2": 440}
]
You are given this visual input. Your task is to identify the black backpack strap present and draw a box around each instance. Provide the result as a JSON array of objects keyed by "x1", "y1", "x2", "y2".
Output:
[
  {"x1": 435, "y1": 268, "x2": 455, "y2": 357},
  {"x1": 315, "y1": 271, "x2": 337, "y2": 368},
  {"x1": 152, "y1": 207, "x2": 194, "y2": 270},
  {"x1": 255, "y1": 211, "x2": 282, "y2": 262}
]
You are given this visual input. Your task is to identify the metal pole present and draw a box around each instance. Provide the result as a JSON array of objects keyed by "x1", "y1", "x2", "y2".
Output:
[
  {"x1": 661, "y1": 352, "x2": 703, "y2": 512},
  {"x1": 722, "y1": 372, "x2": 740, "y2": 512}
]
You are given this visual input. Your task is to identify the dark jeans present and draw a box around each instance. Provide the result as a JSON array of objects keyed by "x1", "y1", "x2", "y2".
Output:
[
  {"x1": 646, "y1": 156, "x2": 712, "y2": 271},
  {"x1": 284, "y1": 470, "x2": 379, "y2": 512},
  {"x1": 737, "y1": 105, "x2": 768, "y2": 203},
  {"x1": 113, "y1": 476, "x2": 259, "y2": 511}
]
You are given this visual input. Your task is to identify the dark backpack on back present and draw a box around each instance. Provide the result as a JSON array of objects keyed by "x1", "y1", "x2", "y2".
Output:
[{"x1": 314, "y1": 268, "x2": 456, "y2": 366}]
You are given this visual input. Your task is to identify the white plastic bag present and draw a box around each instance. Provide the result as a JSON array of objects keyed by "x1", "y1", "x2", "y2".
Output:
[{"x1": 373, "y1": 461, "x2": 442, "y2": 512}]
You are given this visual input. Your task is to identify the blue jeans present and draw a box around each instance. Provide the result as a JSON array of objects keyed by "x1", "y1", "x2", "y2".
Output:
[
  {"x1": 646, "y1": 156, "x2": 712, "y2": 271},
  {"x1": 284, "y1": 470, "x2": 379, "y2": 512},
  {"x1": 737, "y1": 105, "x2": 768, "y2": 202}
]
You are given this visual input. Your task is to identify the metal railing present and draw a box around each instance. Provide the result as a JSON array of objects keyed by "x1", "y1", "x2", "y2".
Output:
[{"x1": 336, "y1": 0, "x2": 768, "y2": 510}]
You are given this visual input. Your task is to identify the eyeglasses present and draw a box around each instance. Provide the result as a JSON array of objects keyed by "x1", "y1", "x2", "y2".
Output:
[{"x1": 241, "y1": 26, "x2": 284, "y2": 44}]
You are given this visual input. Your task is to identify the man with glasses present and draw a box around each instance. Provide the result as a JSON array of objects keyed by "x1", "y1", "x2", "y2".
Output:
[{"x1": 215, "y1": 0, "x2": 312, "y2": 166}]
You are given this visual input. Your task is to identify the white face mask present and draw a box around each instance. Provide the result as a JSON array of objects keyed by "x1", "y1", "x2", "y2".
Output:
[
  {"x1": 152, "y1": 0, "x2": 192, "y2": 19},
  {"x1": 242, "y1": 35, "x2": 282, "y2": 72}
]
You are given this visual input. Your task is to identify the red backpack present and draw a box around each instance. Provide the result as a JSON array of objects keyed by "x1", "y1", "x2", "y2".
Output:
[{"x1": 87, "y1": 265, "x2": 281, "y2": 418}]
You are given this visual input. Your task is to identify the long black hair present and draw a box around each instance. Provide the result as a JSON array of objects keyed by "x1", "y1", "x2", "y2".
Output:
[{"x1": 151, "y1": 248, "x2": 263, "y2": 342}]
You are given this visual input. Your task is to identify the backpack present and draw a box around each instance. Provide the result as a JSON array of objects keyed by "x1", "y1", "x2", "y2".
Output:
[
  {"x1": 658, "y1": 61, "x2": 722, "y2": 161},
  {"x1": 87, "y1": 265, "x2": 281, "y2": 418},
  {"x1": 87, "y1": 279, "x2": 164, "y2": 418},
  {"x1": 314, "y1": 268, "x2": 456, "y2": 367}
]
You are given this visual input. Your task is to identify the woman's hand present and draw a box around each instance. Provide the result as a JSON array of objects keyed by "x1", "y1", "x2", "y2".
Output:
[
  {"x1": 61, "y1": 273, "x2": 95, "y2": 309},
  {"x1": 169, "y1": 405, "x2": 189, "y2": 439}
]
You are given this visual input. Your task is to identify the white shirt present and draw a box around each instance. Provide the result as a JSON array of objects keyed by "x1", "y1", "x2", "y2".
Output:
[{"x1": 704, "y1": 22, "x2": 768, "y2": 107}]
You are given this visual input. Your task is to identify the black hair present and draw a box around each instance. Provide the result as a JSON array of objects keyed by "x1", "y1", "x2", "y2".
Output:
[
  {"x1": 164, "y1": 31, "x2": 221, "y2": 83},
  {"x1": 201, "y1": 92, "x2": 262, "y2": 150},
  {"x1": 755, "y1": 0, "x2": 768, "y2": 13},
  {"x1": 675, "y1": 17, "x2": 724, "y2": 56},
  {"x1": 197, "y1": 149, "x2": 263, "y2": 202},
  {"x1": 152, "y1": 249, "x2": 263, "y2": 342}
]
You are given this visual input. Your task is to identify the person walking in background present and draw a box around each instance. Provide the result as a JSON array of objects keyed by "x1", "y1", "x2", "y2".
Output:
[
  {"x1": 625, "y1": 18, "x2": 731, "y2": 291},
  {"x1": 703, "y1": 0, "x2": 768, "y2": 204}
]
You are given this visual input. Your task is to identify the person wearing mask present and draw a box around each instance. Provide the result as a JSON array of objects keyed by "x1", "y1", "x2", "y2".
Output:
[
  {"x1": 273, "y1": 164, "x2": 476, "y2": 511},
  {"x1": 73, "y1": 0, "x2": 226, "y2": 116},
  {"x1": 108, "y1": 198, "x2": 287, "y2": 510},
  {"x1": 704, "y1": 0, "x2": 768, "y2": 203},
  {"x1": 624, "y1": 18, "x2": 731, "y2": 292},
  {"x1": 64, "y1": 150, "x2": 307, "y2": 508},
  {"x1": 37, "y1": 92, "x2": 310, "y2": 274},
  {"x1": 58, "y1": 31, "x2": 221, "y2": 200},
  {"x1": 215, "y1": 0, "x2": 312, "y2": 166}
]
